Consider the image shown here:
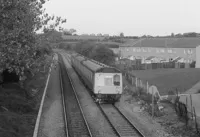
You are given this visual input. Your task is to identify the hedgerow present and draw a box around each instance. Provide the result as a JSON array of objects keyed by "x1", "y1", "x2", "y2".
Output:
[{"x1": 0, "y1": 0, "x2": 66, "y2": 80}]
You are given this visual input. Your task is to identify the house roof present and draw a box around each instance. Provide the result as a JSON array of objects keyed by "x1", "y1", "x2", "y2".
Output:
[
  {"x1": 120, "y1": 37, "x2": 200, "y2": 48},
  {"x1": 119, "y1": 58, "x2": 131, "y2": 61},
  {"x1": 173, "y1": 57, "x2": 183, "y2": 62},
  {"x1": 146, "y1": 56, "x2": 156, "y2": 60}
]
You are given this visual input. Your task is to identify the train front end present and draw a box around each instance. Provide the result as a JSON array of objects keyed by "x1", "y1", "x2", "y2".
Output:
[{"x1": 94, "y1": 68, "x2": 123, "y2": 103}]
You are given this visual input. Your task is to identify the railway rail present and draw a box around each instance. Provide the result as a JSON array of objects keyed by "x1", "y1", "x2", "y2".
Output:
[
  {"x1": 62, "y1": 52, "x2": 145, "y2": 137},
  {"x1": 98, "y1": 104, "x2": 144, "y2": 137},
  {"x1": 59, "y1": 54, "x2": 92, "y2": 137}
]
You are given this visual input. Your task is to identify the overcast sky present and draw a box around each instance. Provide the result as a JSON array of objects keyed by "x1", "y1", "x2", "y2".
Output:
[{"x1": 44, "y1": 0, "x2": 200, "y2": 36}]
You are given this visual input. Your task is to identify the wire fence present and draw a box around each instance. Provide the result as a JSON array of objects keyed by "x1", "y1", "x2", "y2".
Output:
[
  {"x1": 122, "y1": 69, "x2": 200, "y2": 134},
  {"x1": 174, "y1": 93, "x2": 200, "y2": 134}
]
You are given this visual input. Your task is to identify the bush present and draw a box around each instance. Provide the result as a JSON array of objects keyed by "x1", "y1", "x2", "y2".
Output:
[
  {"x1": 135, "y1": 87, "x2": 163, "y2": 116},
  {"x1": 73, "y1": 41, "x2": 117, "y2": 66},
  {"x1": 190, "y1": 61, "x2": 196, "y2": 68},
  {"x1": 58, "y1": 42, "x2": 73, "y2": 50}
]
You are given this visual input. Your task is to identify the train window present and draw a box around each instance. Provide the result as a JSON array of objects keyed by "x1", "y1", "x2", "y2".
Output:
[
  {"x1": 113, "y1": 74, "x2": 120, "y2": 86},
  {"x1": 104, "y1": 77, "x2": 112, "y2": 86}
]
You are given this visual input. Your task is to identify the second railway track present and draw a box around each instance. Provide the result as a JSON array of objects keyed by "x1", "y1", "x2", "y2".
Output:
[
  {"x1": 59, "y1": 54, "x2": 92, "y2": 137},
  {"x1": 99, "y1": 104, "x2": 144, "y2": 137}
]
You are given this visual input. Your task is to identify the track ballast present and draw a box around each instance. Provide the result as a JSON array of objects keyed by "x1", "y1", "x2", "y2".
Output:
[
  {"x1": 59, "y1": 54, "x2": 92, "y2": 137},
  {"x1": 99, "y1": 104, "x2": 144, "y2": 137}
]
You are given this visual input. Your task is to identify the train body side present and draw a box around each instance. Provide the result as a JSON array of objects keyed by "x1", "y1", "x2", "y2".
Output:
[{"x1": 70, "y1": 53, "x2": 123, "y2": 102}]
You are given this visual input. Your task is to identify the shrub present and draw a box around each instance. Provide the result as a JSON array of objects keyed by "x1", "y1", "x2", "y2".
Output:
[{"x1": 190, "y1": 61, "x2": 196, "y2": 68}]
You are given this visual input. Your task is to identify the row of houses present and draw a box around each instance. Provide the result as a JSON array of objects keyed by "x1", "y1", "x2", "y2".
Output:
[{"x1": 111, "y1": 37, "x2": 200, "y2": 68}]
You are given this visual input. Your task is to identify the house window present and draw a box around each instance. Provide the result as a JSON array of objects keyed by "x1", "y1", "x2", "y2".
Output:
[
  {"x1": 168, "y1": 49, "x2": 172, "y2": 53},
  {"x1": 136, "y1": 48, "x2": 141, "y2": 52},
  {"x1": 184, "y1": 49, "x2": 186, "y2": 54},
  {"x1": 160, "y1": 48, "x2": 165, "y2": 53},
  {"x1": 133, "y1": 48, "x2": 136, "y2": 52},
  {"x1": 156, "y1": 48, "x2": 160, "y2": 53},
  {"x1": 173, "y1": 49, "x2": 176, "y2": 53},
  {"x1": 143, "y1": 48, "x2": 147, "y2": 52}
]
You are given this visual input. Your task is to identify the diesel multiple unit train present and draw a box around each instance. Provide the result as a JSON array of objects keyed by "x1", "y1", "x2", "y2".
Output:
[{"x1": 70, "y1": 53, "x2": 123, "y2": 103}]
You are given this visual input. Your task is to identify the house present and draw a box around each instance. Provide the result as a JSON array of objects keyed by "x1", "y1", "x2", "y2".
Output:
[
  {"x1": 112, "y1": 38, "x2": 200, "y2": 65},
  {"x1": 143, "y1": 56, "x2": 161, "y2": 64}
]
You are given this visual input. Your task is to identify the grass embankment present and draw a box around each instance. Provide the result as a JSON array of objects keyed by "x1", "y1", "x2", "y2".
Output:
[
  {"x1": 0, "y1": 55, "x2": 52, "y2": 137},
  {"x1": 130, "y1": 68, "x2": 200, "y2": 95}
]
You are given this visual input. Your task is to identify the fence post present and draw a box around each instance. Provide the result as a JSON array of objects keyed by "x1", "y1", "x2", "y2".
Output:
[
  {"x1": 186, "y1": 96, "x2": 188, "y2": 109},
  {"x1": 139, "y1": 78, "x2": 141, "y2": 87},
  {"x1": 138, "y1": 78, "x2": 140, "y2": 87},
  {"x1": 190, "y1": 94, "x2": 193, "y2": 120},
  {"x1": 185, "y1": 97, "x2": 188, "y2": 127},
  {"x1": 131, "y1": 77, "x2": 134, "y2": 85},
  {"x1": 193, "y1": 107, "x2": 199, "y2": 134},
  {"x1": 152, "y1": 89, "x2": 154, "y2": 118},
  {"x1": 136, "y1": 77, "x2": 138, "y2": 87},
  {"x1": 147, "y1": 81, "x2": 149, "y2": 93}
]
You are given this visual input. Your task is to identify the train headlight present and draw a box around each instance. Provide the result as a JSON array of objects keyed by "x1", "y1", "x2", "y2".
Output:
[{"x1": 116, "y1": 87, "x2": 121, "y2": 93}]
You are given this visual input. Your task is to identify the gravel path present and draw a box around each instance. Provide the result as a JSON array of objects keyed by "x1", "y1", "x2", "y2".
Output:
[
  {"x1": 61, "y1": 53, "x2": 117, "y2": 137},
  {"x1": 37, "y1": 55, "x2": 66, "y2": 137},
  {"x1": 115, "y1": 76, "x2": 175, "y2": 137}
]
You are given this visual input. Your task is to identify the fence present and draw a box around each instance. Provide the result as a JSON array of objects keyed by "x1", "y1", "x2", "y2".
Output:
[
  {"x1": 174, "y1": 93, "x2": 200, "y2": 134},
  {"x1": 123, "y1": 71, "x2": 150, "y2": 94},
  {"x1": 122, "y1": 69, "x2": 200, "y2": 134},
  {"x1": 117, "y1": 61, "x2": 194, "y2": 71}
]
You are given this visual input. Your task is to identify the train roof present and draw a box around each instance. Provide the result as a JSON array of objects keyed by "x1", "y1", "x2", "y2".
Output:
[
  {"x1": 72, "y1": 53, "x2": 121, "y2": 73},
  {"x1": 82, "y1": 60, "x2": 102, "y2": 72}
]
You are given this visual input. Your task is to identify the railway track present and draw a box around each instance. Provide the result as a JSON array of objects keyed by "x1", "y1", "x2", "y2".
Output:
[
  {"x1": 62, "y1": 52, "x2": 144, "y2": 137},
  {"x1": 59, "y1": 54, "x2": 92, "y2": 137},
  {"x1": 99, "y1": 104, "x2": 144, "y2": 137}
]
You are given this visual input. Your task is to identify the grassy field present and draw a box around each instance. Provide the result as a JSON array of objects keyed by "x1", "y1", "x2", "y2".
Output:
[{"x1": 130, "y1": 68, "x2": 200, "y2": 96}]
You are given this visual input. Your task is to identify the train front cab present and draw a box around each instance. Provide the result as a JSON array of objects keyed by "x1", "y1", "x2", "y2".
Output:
[{"x1": 94, "y1": 68, "x2": 122, "y2": 102}]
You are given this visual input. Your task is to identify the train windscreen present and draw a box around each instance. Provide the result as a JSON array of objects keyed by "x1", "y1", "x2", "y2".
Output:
[
  {"x1": 113, "y1": 74, "x2": 120, "y2": 86},
  {"x1": 104, "y1": 76, "x2": 113, "y2": 86}
]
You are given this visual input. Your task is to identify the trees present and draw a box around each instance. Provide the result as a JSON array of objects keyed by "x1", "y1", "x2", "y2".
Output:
[
  {"x1": 74, "y1": 41, "x2": 116, "y2": 66},
  {"x1": 171, "y1": 33, "x2": 174, "y2": 37},
  {"x1": 0, "y1": 0, "x2": 66, "y2": 78},
  {"x1": 120, "y1": 32, "x2": 124, "y2": 37},
  {"x1": 92, "y1": 46, "x2": 116, "y2": 65},
  {"x1": 63, "y1": 28, "x2": 77, "y2": 35}
]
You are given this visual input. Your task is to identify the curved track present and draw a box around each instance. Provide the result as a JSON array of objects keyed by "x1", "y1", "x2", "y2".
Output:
[
  {"x1": 59, "y1": 54, "x2": 92, "y2": 137},
  {"x1": 99, "y1": 104, "x2": 144, "y2": 137},
  {"x1": 63, "y1": 52, "x2": 144, "y2": 137}
]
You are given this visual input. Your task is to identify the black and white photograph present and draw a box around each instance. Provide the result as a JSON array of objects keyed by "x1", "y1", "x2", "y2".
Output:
[{"x1": 0, "y1": 0, "x2": 200, "y2": 137}]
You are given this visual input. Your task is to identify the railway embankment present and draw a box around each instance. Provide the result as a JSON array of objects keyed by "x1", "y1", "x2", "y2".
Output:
[
  {"x1": 120, "y1": 74, "x2": 200, "y2": 137},
  {"x1": 0, "y1": 55, "x2": 53, "y2": 137},
  {"x1": 34, "y1": 54, "x2": 66, "y2": 137}
]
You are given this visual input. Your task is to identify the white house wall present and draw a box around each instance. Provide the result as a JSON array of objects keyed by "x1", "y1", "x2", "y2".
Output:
[
  {"x1": 118, "y1": 47, "x2": 196, "y2": 62},
  {"x1": 196, "y1": 45, "x2": 200, "y2": 68}
]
